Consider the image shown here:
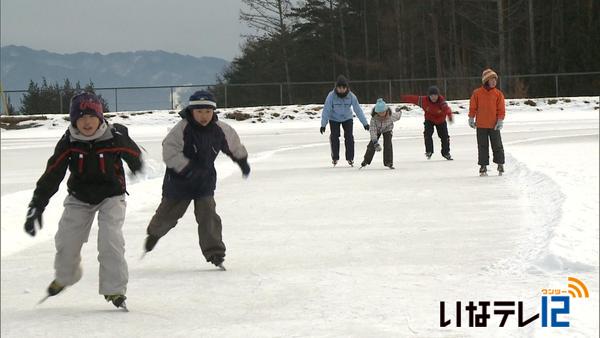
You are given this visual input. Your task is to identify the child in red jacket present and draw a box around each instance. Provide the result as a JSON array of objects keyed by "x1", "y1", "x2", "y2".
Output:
[{"x1": 400, "y1": 86, "x2": 454, "y2": 160}]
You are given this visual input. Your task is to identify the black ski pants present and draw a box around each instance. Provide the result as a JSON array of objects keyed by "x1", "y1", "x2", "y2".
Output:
[
  {"x1": 362, "y1": 131, "x2": 393, "y2": 166},
  {"x1": 476, "y1": 128, "x2": 505, "y2": 165},
  {"x1": 424, "y1": 120, "x2": 450, "y2": 156},
  {"x1": 329, "y1": 119, "x2": 354, "y2": 161}
]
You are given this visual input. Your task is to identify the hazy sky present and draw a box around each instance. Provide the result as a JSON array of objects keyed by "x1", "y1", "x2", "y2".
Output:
[{"x1": 1, "y1": 0, "x2": 254, "y2": 61}]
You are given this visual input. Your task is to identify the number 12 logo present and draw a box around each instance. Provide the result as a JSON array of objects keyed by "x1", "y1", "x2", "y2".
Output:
[{"x1": 541, "y1": 296, "x2": 570, "y2": 327}]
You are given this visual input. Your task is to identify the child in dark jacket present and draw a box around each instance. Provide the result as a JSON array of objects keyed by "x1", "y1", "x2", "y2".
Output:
[
  {"x1": 144, "y1": 90, "x2": 250, "y2": 270},
  {"x1": 401, "y1": 86, "x2": 454, "y2": 160},
  {"x1": 24, "y1": 92, "x2": 143, "y2": 310},
  {"x1": 360, "y1": 98, "x2": 402, "y2": 169}
]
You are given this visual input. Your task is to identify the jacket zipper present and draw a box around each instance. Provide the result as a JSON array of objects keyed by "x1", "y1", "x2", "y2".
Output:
[
  {"x1": 78, "y1": 154, "x2": 84, "y2": 174},
  {"x1": 98, "y1": 153, "x2": 106, "y2": 174}
]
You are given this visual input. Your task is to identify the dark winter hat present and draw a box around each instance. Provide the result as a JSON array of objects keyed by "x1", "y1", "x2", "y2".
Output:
[
  {"x1": 427, "y1": 86, "x2": 440, "y2": 96},
  {"x1": 188, "y1": 90, "x2": 217, "y2": 110},
  {"x1": 69, "y1": 92, "x2": 104, "y2": 126},
  {"x1": 335, "y1": 75, "x2": 349, "y2": 87}
]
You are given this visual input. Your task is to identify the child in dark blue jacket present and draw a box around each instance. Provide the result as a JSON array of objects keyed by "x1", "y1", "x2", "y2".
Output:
[{"x1": 144, "y1": 91, "x2": 250, "y2": 270}]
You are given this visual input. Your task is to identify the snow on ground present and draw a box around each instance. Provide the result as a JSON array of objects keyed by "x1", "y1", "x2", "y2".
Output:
[{"x1": 1, "y1": 96, "x2": 598, "y2": 337}]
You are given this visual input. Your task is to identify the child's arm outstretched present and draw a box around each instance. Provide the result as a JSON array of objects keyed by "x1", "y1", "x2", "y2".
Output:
[
  {"x1": 217, "y1": 121, "x2": 250, "y2": 178},
  {"x1": 351, "y1": 93, "x2": 369, "y2": 129},
  {"x1": 399, "y1": 95, "x2": 423, "y2": 107},
  {"x1": 390, "y1": 109, "x2": 402, "y2": 122}
]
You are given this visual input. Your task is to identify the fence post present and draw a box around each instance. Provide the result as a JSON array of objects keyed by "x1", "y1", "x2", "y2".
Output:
[
  {"x1": 443, "y1": 78, "x2": 448, "y2": 97},
  {"x1": 224, "y1": 85, "x2": 228, "y2": 108},
  {"x1": 114, "y1": 88, "x2": 118, "y2": 112},
  {"x1": 59, "y1": 91, "x2": 63, "y2": 114},
  {"x1": 555, "y1": 75, "x2": 559, "y2": 97},
  {"x1": 280, "y1": 84, "x2": 283, "y2": 106},
  {"x1": 388, "y1": 80, "x2": 392, "y2": 102},
  {"x1": 170, "y1": 87, "x2": 174, "y2": 110}
]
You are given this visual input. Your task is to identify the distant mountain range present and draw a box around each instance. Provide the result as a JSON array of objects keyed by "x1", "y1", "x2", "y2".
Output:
[
  {"x1": 1, "y1": 45, "x2": 229, "y2": 90},
  {"x1": 0, "y1": 45, "x2": 230, "y2": 111}
]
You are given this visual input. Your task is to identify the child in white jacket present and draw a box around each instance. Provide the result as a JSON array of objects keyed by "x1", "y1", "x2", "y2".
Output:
[{"x1": 360, "y1": 98, "x2": 402, "y2": 169}]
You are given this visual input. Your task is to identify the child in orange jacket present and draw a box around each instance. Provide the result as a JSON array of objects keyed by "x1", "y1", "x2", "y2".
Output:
[
  {"x1": 468, "y1": 68, "x2": 506, "y2": 176},
  {"x1": 401, "y1": 86, "x2": 454, "y2": 160}
]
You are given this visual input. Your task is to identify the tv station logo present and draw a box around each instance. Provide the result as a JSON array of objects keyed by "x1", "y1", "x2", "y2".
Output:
[{"x1": 440, "y1": 277, "x2": 589, "y2": 328}]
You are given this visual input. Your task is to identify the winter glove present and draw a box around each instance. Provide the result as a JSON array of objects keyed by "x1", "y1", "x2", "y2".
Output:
[
  {"x1": 448, "y1": 115, "x2": 454, "y2": 124},
  {"x1": 24, "y1": 206, "x2": 43, "y2": 236},
  {"x1": 374, "y1": 142, "x2": 382, "y2": 152},
  {"x1": 468, "y1": 117, "x2": 476, "y2": 129},
  {"x1": 127, "y1": 161, "x2": 145, "y2": 179},
  {"x1": 364, "y1": 124, "x2": 370, "y2": 131},
  {"x1": 494, "y1": 119, "x2": 504, "y2": 130},
  {"x1": 237, "y1": 158, "x2": 251, "y2": 178},
  {"x1": 320, "y1": 126, "x2": 326, "y2": 134}
]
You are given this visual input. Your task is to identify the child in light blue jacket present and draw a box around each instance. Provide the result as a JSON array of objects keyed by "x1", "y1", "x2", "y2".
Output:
[{"x1": 320, "y1": 75, "x2": 369, "y2": 167}]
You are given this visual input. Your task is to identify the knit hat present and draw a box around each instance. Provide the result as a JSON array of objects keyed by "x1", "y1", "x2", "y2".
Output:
[
  {"x1": 427, "y1": 86, "x2": 440, "y2": 96},
  {"x1": 374, "y1": 98, "x2": 387, "y2": 113},
  {"x1": 69, "y1": 92, "x2": 104, "y2": 126},
  {"x1": 188, "y1": 90, "x2": 217, "y2": 110},
  {"x1": 481, "y1": 68, "x2": 498, "y2": 84},
  {"x1": 335, "y1": 75, "x2": 348, "y2": 87}
]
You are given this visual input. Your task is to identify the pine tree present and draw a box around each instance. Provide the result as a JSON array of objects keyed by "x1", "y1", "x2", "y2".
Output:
[{"x1": 19, "y1": 79, "x2": 110, "y2": 115}]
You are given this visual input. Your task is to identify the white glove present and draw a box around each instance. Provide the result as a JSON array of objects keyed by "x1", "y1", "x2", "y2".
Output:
[{"x1": 468, "y1": 117, "x2": 476, "y2": 129}]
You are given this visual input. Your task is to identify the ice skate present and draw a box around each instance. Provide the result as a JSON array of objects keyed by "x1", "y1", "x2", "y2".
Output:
[
  {"x1": 38, "y1": 280, "x2": 65, "y2": 304},
  {"x1": 442, "y1": 153, "x2": 453, "y2": 161},
  {"x1": 479, "y1": 165, "x2": 488, "y2": 177},
  {"x1": 497, "y1": 164, "x2": 504, "y2": 176},
  {"x1": 105, "y1": 294, "x2": 128, "y2": 311},
  {"x1": 209, "y1": 255, "x2": 226, "y2": 271},
  {"x1": 144, "y1": 234, "x2": 159, "y2": 253}
]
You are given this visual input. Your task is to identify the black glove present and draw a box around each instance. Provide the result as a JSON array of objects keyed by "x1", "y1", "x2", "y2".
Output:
[
  {"x1": 364, "y1": 124, "x2": 370, "y2": 131},
  {"x1": 320, "y1": 127, "x2": 326, "y2": 134},
  {"x1": 238, "y1": 158, "x2": 251, "y2": 178},
  {"x1": 24, "y1": 206, "x2": 44, "y2": 236}
]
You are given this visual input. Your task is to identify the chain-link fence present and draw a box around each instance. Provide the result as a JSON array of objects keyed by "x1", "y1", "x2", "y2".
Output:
[{"x1": 3, "y1": 72, "x2": 599, "y2": 114}]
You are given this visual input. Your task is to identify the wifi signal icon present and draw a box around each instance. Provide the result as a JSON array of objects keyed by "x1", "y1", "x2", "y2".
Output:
[{"x1": 567, "y1": 277, "x2": 589, "y2": 298}]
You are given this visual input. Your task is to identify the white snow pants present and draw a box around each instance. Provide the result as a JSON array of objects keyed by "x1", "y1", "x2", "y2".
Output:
[{"x1": 54, "y1": 194, "x2": 128, "y2": 295}]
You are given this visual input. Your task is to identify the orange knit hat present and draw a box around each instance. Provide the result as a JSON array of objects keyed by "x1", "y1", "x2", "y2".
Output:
[{"x1": 481, "y1": 68, "x2": 498, "y2": 84}]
